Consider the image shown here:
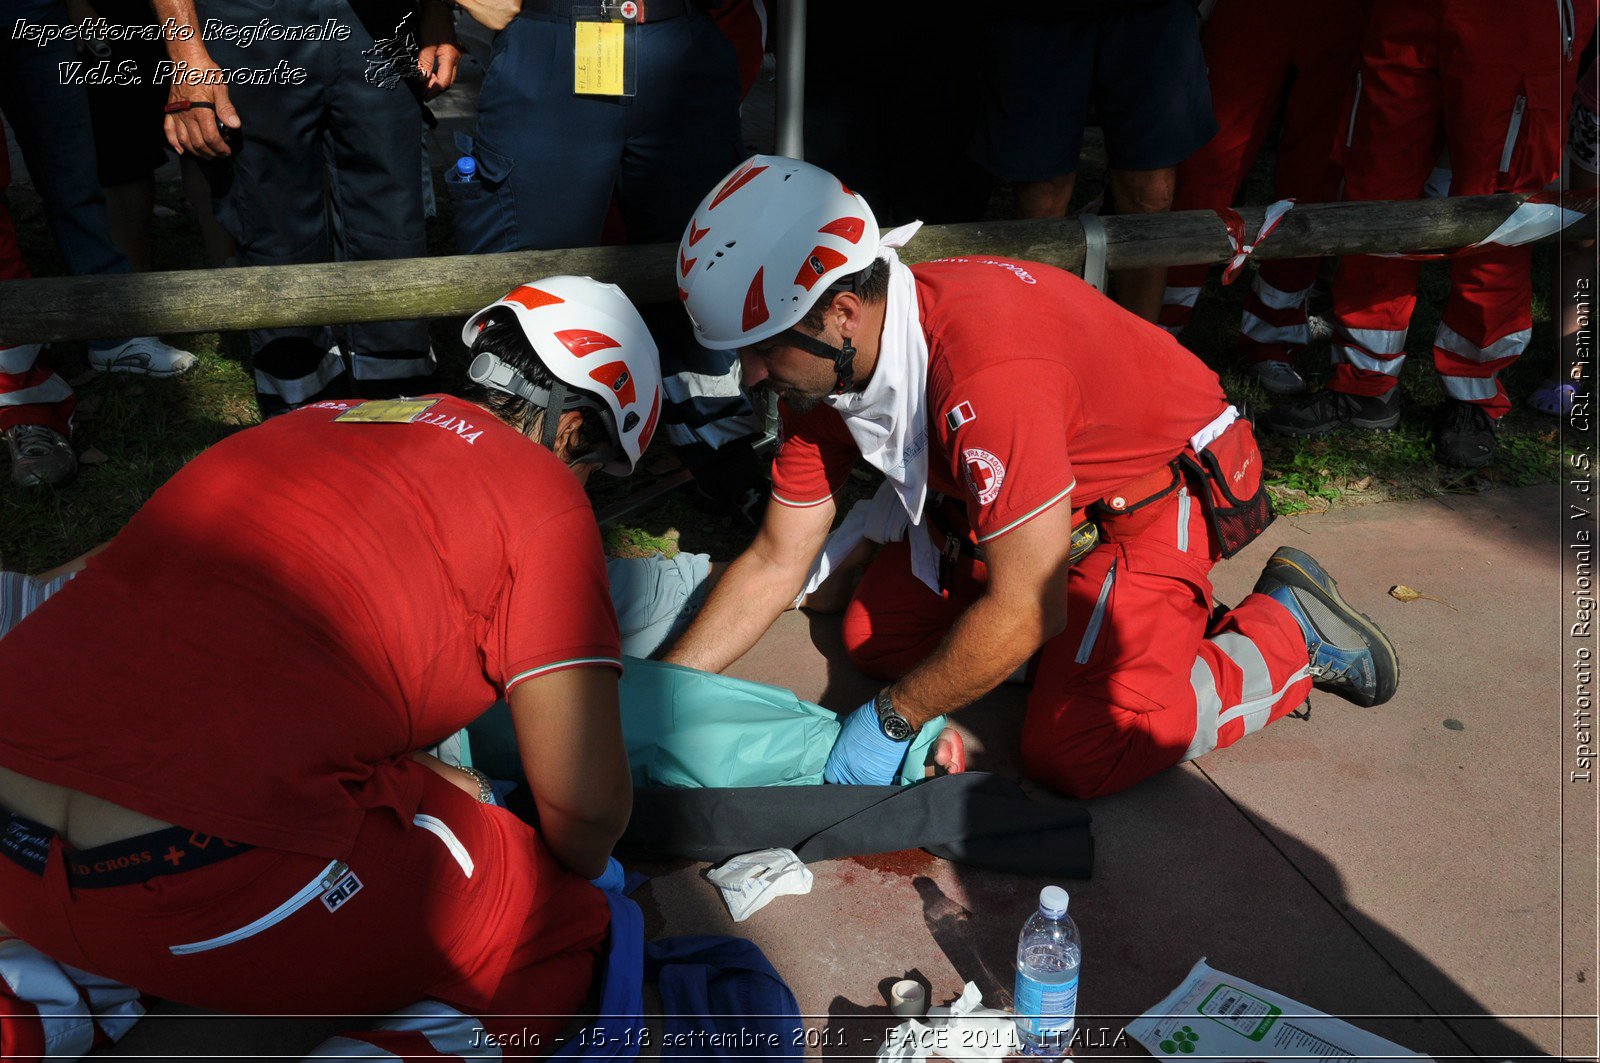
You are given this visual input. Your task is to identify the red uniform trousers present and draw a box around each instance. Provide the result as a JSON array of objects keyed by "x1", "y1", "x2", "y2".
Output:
[
  {"x1": 842, "y1": 488, "x2": 1314, "y2": 800},
  {"x1": 0, "y1": 118, "x2": 75, "y2": 436},
  {"x1": 0, "y1": 760, "x2": 607, "y2": 1059},
  {"x1": 1327, "y1": 0, "x2": 1596, "y2": 416},
  {"x1": 1161, "y1": 0, "x2": 1371, "y2": 364}
]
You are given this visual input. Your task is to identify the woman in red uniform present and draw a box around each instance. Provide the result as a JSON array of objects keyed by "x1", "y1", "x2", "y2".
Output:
[{"x1": 0, "y1": 276, "x2": 662, "y2": 1058}]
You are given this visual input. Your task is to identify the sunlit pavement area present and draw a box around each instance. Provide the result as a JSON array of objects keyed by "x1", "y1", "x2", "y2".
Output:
[{"x1": 104, "y1": 484, "x2": 1596, "y2": 1061}]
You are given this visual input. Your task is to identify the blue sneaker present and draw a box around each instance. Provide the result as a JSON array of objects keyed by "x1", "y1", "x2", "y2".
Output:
[{"x1": 1253, "y1": 546, "x2": 1399, "y2": 707}]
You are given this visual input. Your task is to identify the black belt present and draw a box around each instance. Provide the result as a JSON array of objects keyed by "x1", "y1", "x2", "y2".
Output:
[
  {"x1": 518, "y1": 0, "x2": 698, "y2": 23},
  {"x1": 1, "y1": 810, "x2": 251, "y2": 888},
  {"x1": 925, "y1": 497, "x2": 1102, "y2": 582}
]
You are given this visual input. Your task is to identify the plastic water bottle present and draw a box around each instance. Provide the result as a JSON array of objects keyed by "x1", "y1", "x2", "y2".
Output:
[
  {"x1": 1013, "y1": 885, "x2": 1082, "y2": 1058},
  {"x1": 454, "y1": 156, "x2": 478, "y2": 183}
]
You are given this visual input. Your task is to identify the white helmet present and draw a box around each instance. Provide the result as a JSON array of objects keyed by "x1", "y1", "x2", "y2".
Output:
[
  {"x1": 677, "y1": 154, "x2": 882, "y2": 351},
  {"x1": 461, "y1": 276, "x2": 662, "y2": 476}
]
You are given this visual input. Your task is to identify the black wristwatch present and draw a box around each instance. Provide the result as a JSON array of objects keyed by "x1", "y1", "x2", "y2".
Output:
[{"x1": 874, "y1": 687, "x2": 915, "y2": 742}]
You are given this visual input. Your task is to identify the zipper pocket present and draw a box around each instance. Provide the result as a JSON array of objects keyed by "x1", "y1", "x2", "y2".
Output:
[
  {"x1": 1345, "y1": 71, "x2": 1363, "y2": 148},
  {"x1": 1500, "y1": 95, "x2": 1527, "y2": 173},
  {"x1": 1075, "y1": 560, "x2": 1117, "y2": 665},
  {"x1": 169, "y1": 859, "x2": 344, "y2": 956},
  {"x1": 414, "y1": 814, "x2": 474, "y2": 878},
  {"x1": 1177, "y1": 487, "x2": 1192, "y2": 554}
]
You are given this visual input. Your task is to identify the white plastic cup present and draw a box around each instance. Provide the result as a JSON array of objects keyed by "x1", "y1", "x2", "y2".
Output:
[{"x1": 889, "y1": 979, "x2": 927, "y2": 1018}]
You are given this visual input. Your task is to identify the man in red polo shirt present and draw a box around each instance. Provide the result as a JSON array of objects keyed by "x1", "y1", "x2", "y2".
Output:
[
  {"x1": 665, "y1": 156, "x2": 1402, "y2": 797},
  {"x1": 0, "y1": 277, "x2": 660, "y2": 1057}
]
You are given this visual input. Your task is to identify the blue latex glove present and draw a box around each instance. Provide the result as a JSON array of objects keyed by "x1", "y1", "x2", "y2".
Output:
[
  {"x1": 824, "y1": 700, "x2": 912, "y2": 786},
  {"x1": 590, "y1": 856, "x2": 626, "y2": 894}
]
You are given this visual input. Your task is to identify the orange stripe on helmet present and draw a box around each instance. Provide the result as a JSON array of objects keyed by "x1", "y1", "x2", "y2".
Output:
[
  {"x1": 639, "y1": 391, "x2": 661, "y2": 452},
  {"x1": 794, "y1": 245, "x2": 848, "y2": 291},
  {"x1": 818, "y1": 217, "x2": 866, "y2": 244},
  {"x1": 709, "y1": 160, "x2": 769, "y2": 210},
  {"x1": 588, "y1": 360, "x2": 637, "y2": 408},
  {"x1": 502, "y1": 285, "x2": 565, "y2": 311},
  {"x1": 553, "y1": 329, "x2": 622, "y2": 358},
  {"x1": 742, "y1": 267, "x2": 770, "y2": 332}
]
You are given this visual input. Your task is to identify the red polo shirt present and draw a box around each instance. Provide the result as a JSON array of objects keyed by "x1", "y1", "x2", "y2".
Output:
[
  {"x1": 771, "y1": 257, "x2": 1229, "y2": 540},
  {"x1": 0, "y1": 396, "x2": 620, "y2": 859}
]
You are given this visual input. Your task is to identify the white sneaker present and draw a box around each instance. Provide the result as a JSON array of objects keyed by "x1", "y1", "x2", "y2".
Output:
[
  {"x1": 1254, "y1": 360, "x2": 1308, "y2": 397},
  {"x1": 88, "y1": 336, "x2": 197, "y2": 378}
]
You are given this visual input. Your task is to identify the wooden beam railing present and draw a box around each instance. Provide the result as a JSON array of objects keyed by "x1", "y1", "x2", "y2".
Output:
[{"x1": 0, "y1": 194, "x2": 1578, "y2": 346}]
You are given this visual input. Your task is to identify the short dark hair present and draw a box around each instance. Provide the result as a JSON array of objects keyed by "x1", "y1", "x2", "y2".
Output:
[
  {"x1": 460, "y1": 311, "x2": 611, "y2": 460},
  {"x1": 794, "y1": 256, "x2": 890, "y2": 333}
]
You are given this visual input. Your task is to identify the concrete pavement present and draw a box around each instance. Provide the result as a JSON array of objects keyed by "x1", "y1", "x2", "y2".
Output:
[{"x1": 106, "y1": 484, "x2": 1593, "y2": 1060}]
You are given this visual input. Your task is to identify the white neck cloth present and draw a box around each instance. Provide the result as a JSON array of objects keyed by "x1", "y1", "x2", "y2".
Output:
[{"x1": 821, "y1": 221, "x2": 942, "y2": 591}]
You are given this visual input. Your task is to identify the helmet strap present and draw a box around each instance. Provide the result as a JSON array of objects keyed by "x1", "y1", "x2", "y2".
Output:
[
  {"x1": 540, "y1": 380, "x2": 569, "y2": 451},
  {"x1": 469, "y1": 350, "x2": 615, "y2": 460},
  {"x1": 776, "y1": 328, "x2": 856, "y2": 394}
]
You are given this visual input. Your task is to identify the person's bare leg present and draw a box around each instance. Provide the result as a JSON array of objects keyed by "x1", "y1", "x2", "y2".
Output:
[
  {"x1": 1108, "y1": 167, "x2": 1178, "y2": 322},
  {"x1": 37, "y1": 542, "x2": 110, "y2": 582},
  {"x1": 102, "y1": 178, "x2": 156, "y2": 273},
  {"x1": 180, "y1": 156, "x2": 238, "y2": 267},
  {"x1": 1014, "y1": 172, "x2": 1077, "y2": 219}
]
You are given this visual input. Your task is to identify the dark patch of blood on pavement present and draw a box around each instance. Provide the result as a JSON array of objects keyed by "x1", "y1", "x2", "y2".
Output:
[{"x1": 852, "y1": 849, "x2": 939, "y2": 876}]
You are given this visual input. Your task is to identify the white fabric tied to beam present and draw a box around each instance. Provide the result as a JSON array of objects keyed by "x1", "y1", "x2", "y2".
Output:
[
  {"x1": 1220, "y1": 199, "x2": 1296, "y2": 284},
  {"x1": 1471, "y1": 199, "x2": 1585, "y2": 248},
  {"x1": 1079, "y1": 212, "x2": 1108, "y2": 293},
  {"x1": 1376, "y1": 192, "x2": 1592, "y2": 259}
]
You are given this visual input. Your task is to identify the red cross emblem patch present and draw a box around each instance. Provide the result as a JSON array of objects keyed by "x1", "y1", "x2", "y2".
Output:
[{"x1": 962, "y1": 447, "x2": 1005, "y2": 506}]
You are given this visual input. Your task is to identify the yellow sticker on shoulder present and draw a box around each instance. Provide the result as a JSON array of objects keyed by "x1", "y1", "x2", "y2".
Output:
[{"x1": 333, "y1": 398, "x2": 440, "y2": 424}]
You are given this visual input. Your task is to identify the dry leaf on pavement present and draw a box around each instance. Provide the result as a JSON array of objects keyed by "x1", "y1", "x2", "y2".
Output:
[{"x1": 1389, "y1": 584, "x2": 1455, "y2": 610}]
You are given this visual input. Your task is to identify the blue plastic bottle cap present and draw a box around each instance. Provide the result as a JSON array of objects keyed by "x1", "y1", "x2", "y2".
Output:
[
  {"x1": 1039, "y1": 885, "x2": 1069, "y2": 917},
  {"x1": 456, "y1": 156, "x2": 478, "y2": 179}
]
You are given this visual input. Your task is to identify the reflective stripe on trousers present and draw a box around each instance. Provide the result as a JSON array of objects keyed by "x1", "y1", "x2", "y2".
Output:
[
  {"x1": 1183, "y1": 631, "x2": 1312, "y2": 762},
  {"x1": 1433, "y1": 322, "x2": 1530, "y2": 403},
  {"x1": 1240, "y1": 275, "x2": 1313, "y2": 348},
  {"x1": 1333, "y1": 322, "x2": 1408, "y2": 376},
  {"x1": 306, "y1": 1002, "x2": 493, "y2": 1060},
  {"x1": 254, "y1": 348, "x2": 347, "y2": 405},
  {"x1": 0, "y1": 937, "x2": 145, "y2": 1058}
]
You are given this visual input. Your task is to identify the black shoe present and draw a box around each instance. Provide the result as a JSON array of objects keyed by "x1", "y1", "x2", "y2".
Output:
[
  {"x1": 1259, "y1": 387, "x2": 1401, "y2": 437},
  {"x1": 1435, "y1": 400, "x2": 1497, "y2": 468}
]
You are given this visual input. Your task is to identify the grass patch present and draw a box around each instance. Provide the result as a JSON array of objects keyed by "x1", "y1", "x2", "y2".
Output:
[{"x1": 1, "y1": 145, "x2": 1568, "y2": 571}]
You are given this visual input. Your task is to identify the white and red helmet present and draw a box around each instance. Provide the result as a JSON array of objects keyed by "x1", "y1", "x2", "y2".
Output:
[
  {"x1": 461, "y1": 276, "x2": 662, "y2": 475},
  {"x1": 676, "y1": 154, "x2": 882, "y2": 350}
]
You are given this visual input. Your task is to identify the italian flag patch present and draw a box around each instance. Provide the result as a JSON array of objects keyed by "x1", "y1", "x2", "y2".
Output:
[{"x1": 945, "y1": 401, "x2": 976, "y2": 431}]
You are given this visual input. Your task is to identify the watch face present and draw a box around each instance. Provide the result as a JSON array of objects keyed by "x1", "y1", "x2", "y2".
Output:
[{"x1": 882, "y1": 714, "x2": 914, "y2": 742}]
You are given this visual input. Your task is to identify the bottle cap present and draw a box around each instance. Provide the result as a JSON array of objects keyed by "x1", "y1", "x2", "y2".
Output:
[
  {"x1": 456, "y1": 156, "x2": 478, "y2": 178},
  {"x1": 1039, "y1": 885, "x2": 1069, "y2": 917}
]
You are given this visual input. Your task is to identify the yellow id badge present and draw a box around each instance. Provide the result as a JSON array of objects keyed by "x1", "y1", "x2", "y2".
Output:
[
  {"x1": 333, "y1": 398, "x2": 439, "y2": 424},
  {"x1": 574, "y1": 21, "x2": 626, "y2": 96}
]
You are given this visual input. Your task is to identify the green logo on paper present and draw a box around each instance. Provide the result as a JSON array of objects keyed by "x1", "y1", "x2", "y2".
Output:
[{"x1": 1160, "y1": 1026, "x2": 1200, "y2": 1054}]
